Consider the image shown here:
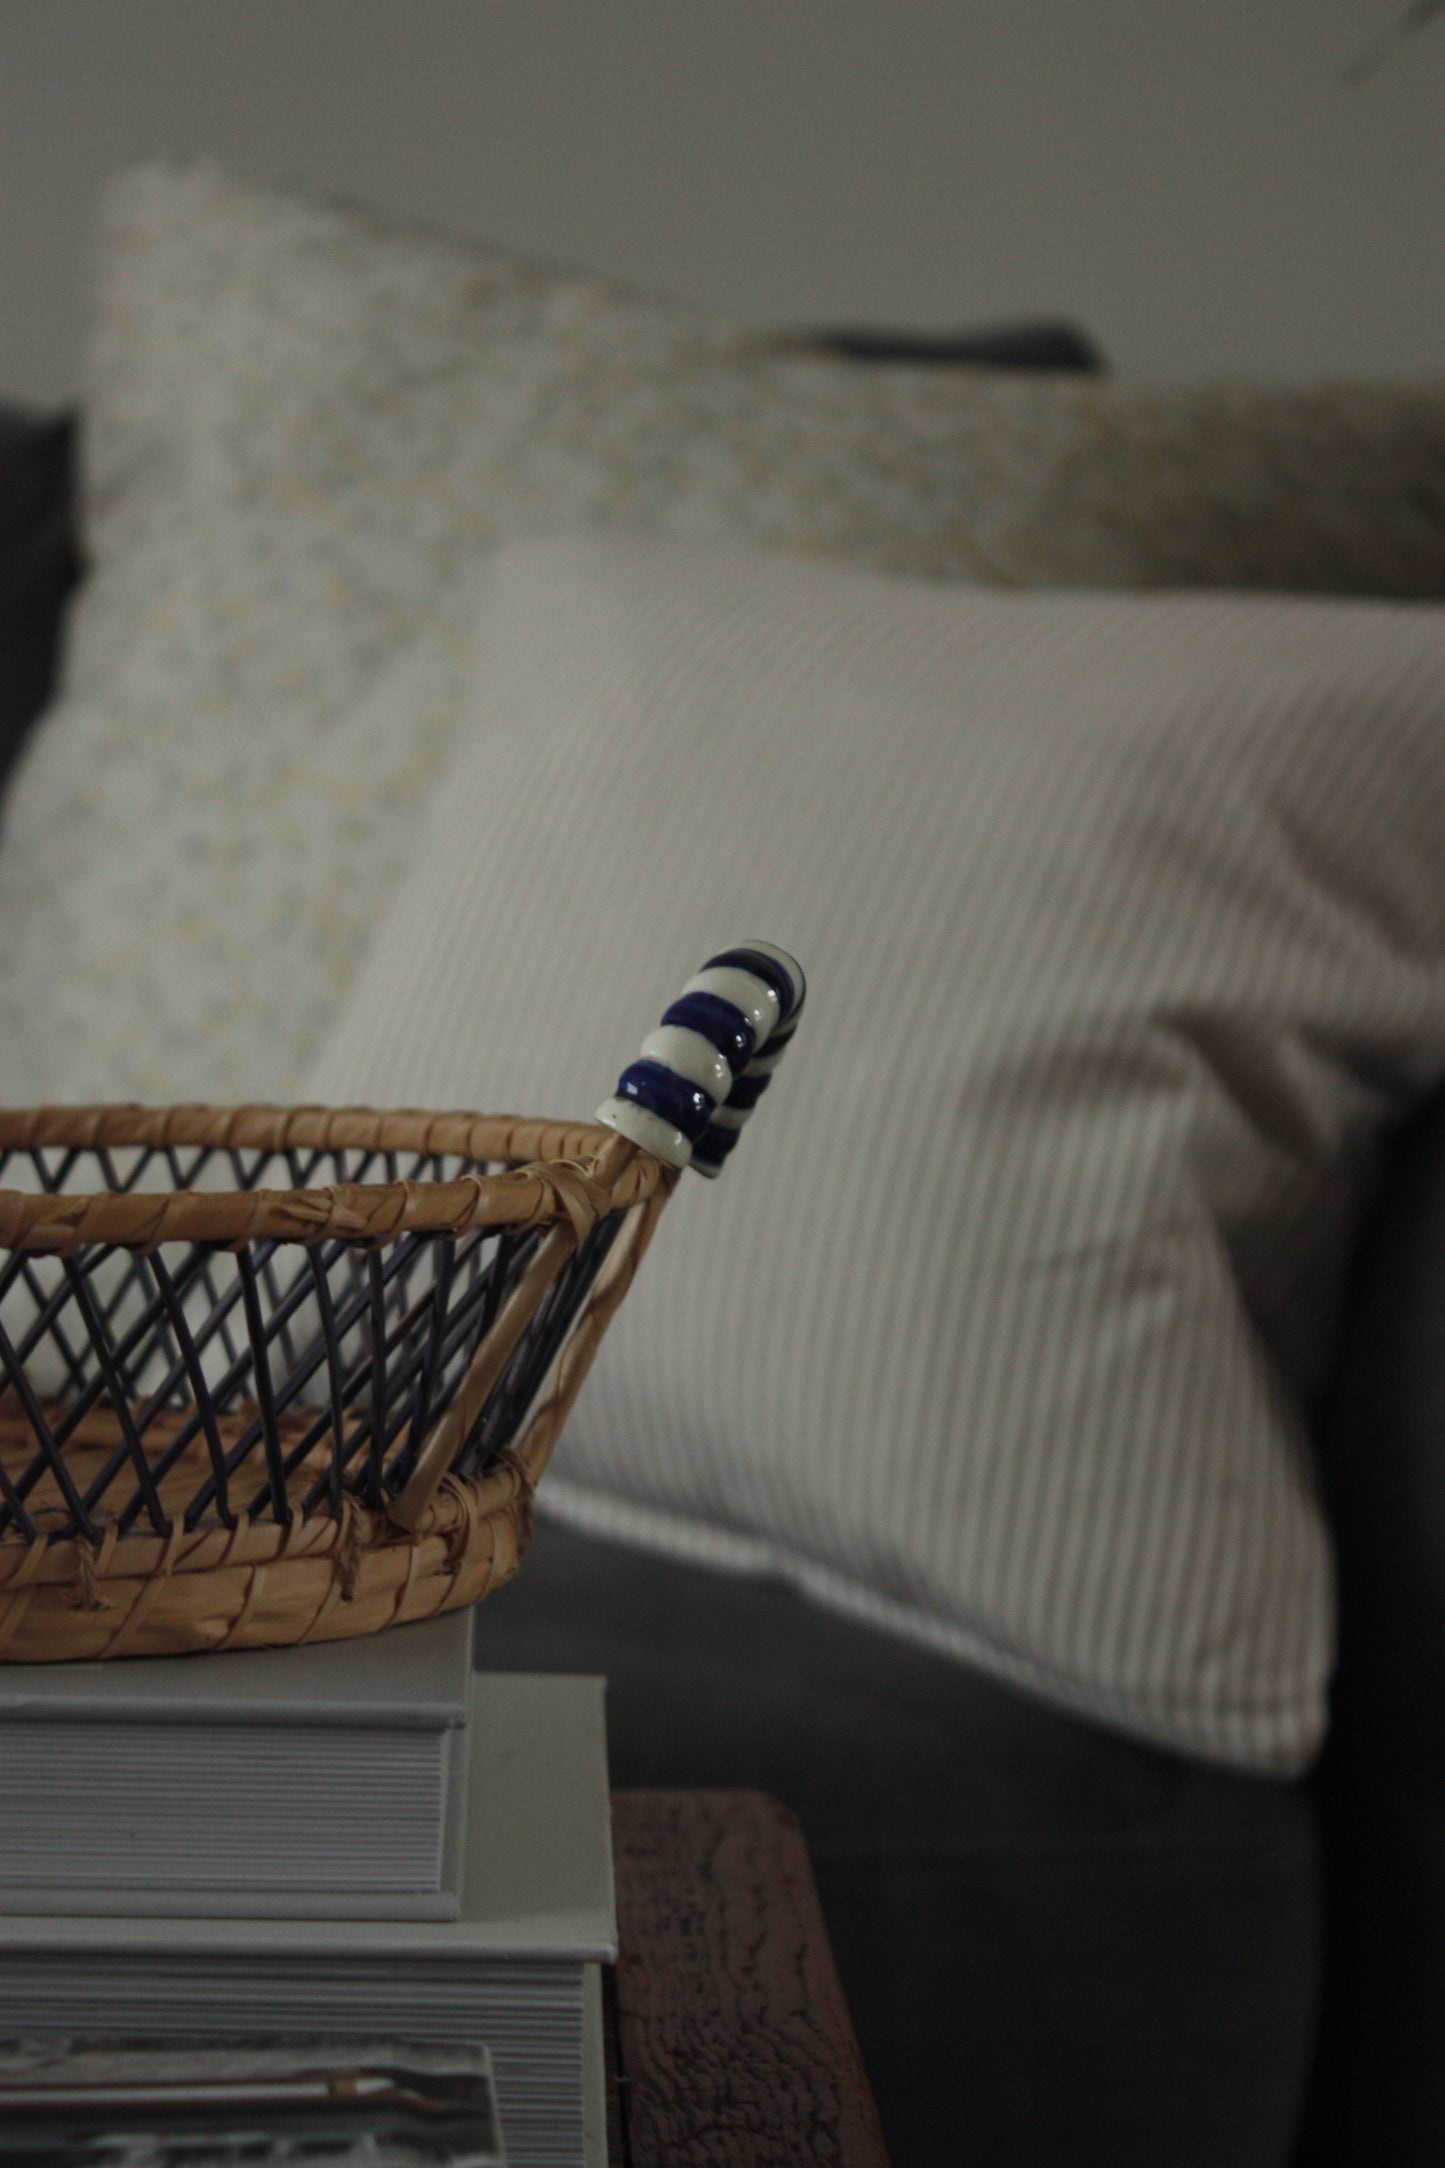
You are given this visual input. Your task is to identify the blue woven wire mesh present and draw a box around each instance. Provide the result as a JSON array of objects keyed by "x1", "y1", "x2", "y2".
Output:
[{"x1": 0, "y1": 1135, "x2": 621, "y2": 1546}]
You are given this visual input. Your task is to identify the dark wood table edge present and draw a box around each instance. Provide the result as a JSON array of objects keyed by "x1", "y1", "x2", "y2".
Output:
[{"x1": 608, "y1": 1788, "x2": 891, "y2": 2167}]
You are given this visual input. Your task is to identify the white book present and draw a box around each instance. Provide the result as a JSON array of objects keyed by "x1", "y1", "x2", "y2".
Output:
[
  {"x1": 0, "y1": 1673, "x2": 615, "y2": 2168},
  {"x1": 0, "y1": 1609, "x2": 474, "y2": 1918}
]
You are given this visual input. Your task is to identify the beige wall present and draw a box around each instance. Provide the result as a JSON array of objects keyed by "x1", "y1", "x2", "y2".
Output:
[{"x1": 1, "y1": 0, "x2": 1442, "y2": 406}]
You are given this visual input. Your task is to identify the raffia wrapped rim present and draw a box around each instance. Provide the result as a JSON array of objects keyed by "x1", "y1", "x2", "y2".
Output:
[
  {"x1": 0, "y1": 1105, "x2": 675, "y2": 1662},
  {"x1": 0, "y1": 1104, "x2": 667, "y2": 1251}
]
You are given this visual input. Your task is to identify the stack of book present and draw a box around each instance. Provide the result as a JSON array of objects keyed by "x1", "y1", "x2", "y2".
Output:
[{"x1": 0, "y1": 1612, "x2": 614, "y2": 2168}]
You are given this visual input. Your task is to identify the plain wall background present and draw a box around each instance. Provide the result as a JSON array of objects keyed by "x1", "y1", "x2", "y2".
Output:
[{"x1": 1, "y1": 0, "x2": 1442, "y2": 408}]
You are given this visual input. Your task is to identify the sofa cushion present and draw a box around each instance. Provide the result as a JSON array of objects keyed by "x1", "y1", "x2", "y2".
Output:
[
  {"x1": 303, "y1": 533, "x2": 1445, "y2": 1774},
  {"x1": 776, "y1": 319, "x2": 1107, "y2": 370},
  {"x1": 3, "y1": 160, "x2": 1445, "y2": 1108},
  {"x1": 475, "y1": 1519, "x2": 1320, "y2": 2168},
  {"x1": 1300, "y1": 1086, "x2": 1445, "y2": 2162},
  {"x1": 0, "y1": 405, "x2": 82, "y2": 794}
]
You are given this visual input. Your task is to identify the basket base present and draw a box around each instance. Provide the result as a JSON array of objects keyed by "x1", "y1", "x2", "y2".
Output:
[
  {"x1": 0, "y1": 1398, "x2": 341, "y2": 1534},
  {"x1": 0, "y1": 1403, "x2": 533, "y2": 1663}
]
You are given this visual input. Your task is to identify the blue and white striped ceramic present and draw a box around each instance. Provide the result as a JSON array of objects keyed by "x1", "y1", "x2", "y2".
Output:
[{"x1": 596, "y1": 943, "x2": 806, "y2": 1176}]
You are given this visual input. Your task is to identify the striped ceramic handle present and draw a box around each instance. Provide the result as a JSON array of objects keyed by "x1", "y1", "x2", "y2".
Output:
[{"x1": 596, "y1": 943, "x2": 806, "y2": 1177}]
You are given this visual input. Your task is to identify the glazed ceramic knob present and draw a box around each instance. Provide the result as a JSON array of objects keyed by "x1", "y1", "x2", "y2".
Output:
[{"x1": 596, "y1": 943, "x2": 806, "y2": 1176}]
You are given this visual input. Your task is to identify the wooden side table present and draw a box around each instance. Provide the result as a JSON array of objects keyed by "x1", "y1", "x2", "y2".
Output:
[{"x1": 608, "y1": 1790, "x2": 891, "y2": 2167}]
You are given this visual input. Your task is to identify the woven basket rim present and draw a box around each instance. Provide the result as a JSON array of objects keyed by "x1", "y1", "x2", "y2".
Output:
[{"x1": 0, "y1": 1104, "x2": 667, "y2": 1254}]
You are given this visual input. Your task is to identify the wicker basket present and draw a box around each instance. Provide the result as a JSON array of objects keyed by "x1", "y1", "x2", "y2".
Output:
[{"x1": 0, "y1": 946, "x2": 804, "y2": 1662}]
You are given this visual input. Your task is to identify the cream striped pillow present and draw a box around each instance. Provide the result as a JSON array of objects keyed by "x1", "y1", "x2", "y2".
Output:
[{"x1": 305, "y1": 535, "x2": 1445, "y2": 1773}]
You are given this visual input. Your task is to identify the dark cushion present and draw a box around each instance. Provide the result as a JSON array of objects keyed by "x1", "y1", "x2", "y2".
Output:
[
  {"x1": 1298, "y1": 1087, "x2": 1445, "y2": 2166},
  {"x1": 788, "y1": 319, "x2": 1106, "y2": 372},
  {"x1": 474, "y1": 1518, "x2": 1320, "y2": 2168},
  {"x1": 0, "y1": 404, "x2": 82, "y2": 792}
]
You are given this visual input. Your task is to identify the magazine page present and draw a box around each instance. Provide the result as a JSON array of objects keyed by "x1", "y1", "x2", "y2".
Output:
[{"x1": 0, "y1": 2039, "x2": 504, "y2": 2168}]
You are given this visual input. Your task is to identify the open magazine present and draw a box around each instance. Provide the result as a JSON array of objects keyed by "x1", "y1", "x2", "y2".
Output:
[{"x1": 0, "y1": 2041, "x2": 504, "y2": 2168}]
